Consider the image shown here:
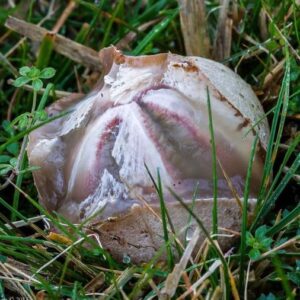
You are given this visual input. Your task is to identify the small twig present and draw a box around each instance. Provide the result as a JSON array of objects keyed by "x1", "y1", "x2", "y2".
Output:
[
  {"x1": 161, "y1": 227, "x2": 200, "y2": 298},
  {"x1": 217, "y1": 158, "x2": 243, "y2": 212},
  {"x1": 7, "y1": 78, "x2": 83, "y2": 98},
  {"x1": 244, "y1": 260, "x2": 251, "y2": 300},
  {"x1": 0, "y1": 29, "x2": 12, "y2": 44},
  {"x1": 148, "y1": 279, "x2": 161, "y2": 298},
  {"x1": 263, "y1": 59, "x2": 285, "y2": 89},
  {"x1": 0, "y1": 276, "x2": 31, "y2": 283},
  {"x1": 7, "y1": 87, "x2": 19, "y2": 121},
  {"x1": 0, "y1": 173, "x2": 15, "y2": 191},
  {"x1": 259, "y1": 9, "x2": 268, "y2": 40},
  {"x1": 5, "y1": 16, "x2": 102, "y2": 71},
  {"x1": 286, "y1": 114, "x2": 300, "y2": 120},
  {"x1": 4, "y1": 215, "x2": 46, "y2": 230},
  {"x1": 4, "y1": 262, "x2": 40, "y2": 284},
  {"x1": 213, "y1": 0, "x2": 232, "y2": 61},
  {"x1": 5, "y1": 0, "x2": 56, "y2": 57},
  {"x1": 0, "y1": 261, "x2": 34, "y2": 299},
  {"x1": 236, "y1": 31, "x2": 277, "y2": 64},
  {"x1": 52, "y1": 0, "x2": 77, "y2": 34},
  {"x1": 259, "y1": 236, "x2": 300, "y2": 260},
  {"x1": 177, "y1": 258, "x2": 223, "y2": 299},
  {"x1": 0, "y1": 51, "x2": 18, "y2": 76},
  {"x1": 74, "y1": 66, "x2": 83, "y2": 94},
  {"x1": 84, "y1": 271, "x2": 105, "y2": 293},
  {"x1": 279, "y1": 143, "x2": 290, "y2": 150},
  {"x1": 178, "y1": 0, "x2": 210, "y2": 57},
  {"x1": 85, "y1": 293, "x2": 107, "y2": 297}
]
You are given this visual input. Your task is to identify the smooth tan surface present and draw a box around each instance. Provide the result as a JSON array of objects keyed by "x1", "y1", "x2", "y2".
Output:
[{"x1": 88, "y1": 198, "x2": 256, "y2": 264}]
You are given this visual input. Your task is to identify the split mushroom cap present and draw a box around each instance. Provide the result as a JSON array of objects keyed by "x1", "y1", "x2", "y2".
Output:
[{"x1": 28, "y1": 47, "x2": 269, "y2": 262}]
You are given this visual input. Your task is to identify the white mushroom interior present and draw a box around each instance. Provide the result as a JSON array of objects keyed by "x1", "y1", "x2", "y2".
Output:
[{"x1": 28, "y1": 47, "x2": 269, "y2": 223}]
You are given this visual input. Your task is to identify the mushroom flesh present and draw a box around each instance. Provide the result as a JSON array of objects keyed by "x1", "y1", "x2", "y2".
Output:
[{"x1": 27, "y1": 47, "x2": 269, "y2": 263}]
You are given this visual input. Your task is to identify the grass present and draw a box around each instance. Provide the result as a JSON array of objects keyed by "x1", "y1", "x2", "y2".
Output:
[
  {"x1": 0, "y1": 0, "x2": 299, "y2": 299},
  {"x1": 206, "y1": 87, "x2": 218, "y2": 238}
]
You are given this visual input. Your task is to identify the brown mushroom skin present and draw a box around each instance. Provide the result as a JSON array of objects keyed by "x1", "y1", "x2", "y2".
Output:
[
  {"x1": 28, "y1": 47, "x2": 269, "y2": 263},
  {"x1": 88, "y1": 199, "x2": 257, "y2": 263}
]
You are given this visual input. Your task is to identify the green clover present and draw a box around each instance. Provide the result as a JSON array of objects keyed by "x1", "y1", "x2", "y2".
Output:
[
  {"x1": 246, "y1": 225, "x2": 273, "y2": 260},
  {"x1": 13, "y1": 66, "x2": 56, "y2": 91}
]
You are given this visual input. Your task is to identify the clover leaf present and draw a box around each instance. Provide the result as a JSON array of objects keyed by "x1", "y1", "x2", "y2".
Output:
[
  {"x1": 40, "y1": 67, "x2": 56, "y2": 79},
  {"x1": 246, "y1": 225, "x2": 273, "y2": 260},
  {"x1": 13, "y1": 66, "x2": 56, "y2": 91}
]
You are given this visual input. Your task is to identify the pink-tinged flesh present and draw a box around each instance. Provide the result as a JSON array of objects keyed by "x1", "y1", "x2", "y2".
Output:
[{"x1": 27, "y1": 47, "x2": 269, "y2": 224}]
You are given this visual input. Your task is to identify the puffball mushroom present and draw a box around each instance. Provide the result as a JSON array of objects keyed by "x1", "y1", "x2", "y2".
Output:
[{"x1": 28, "y1": 47, "x2": 269, "y2": 263}]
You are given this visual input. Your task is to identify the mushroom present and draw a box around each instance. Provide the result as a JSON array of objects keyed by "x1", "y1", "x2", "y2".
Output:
[{"x1": 27, "y1": 47, "x2": 269, "y2": 263}]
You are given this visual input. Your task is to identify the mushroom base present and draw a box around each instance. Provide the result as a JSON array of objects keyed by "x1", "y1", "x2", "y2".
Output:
[{"x1": 88, "y1": 198, "x2": 256, "y2": 264}]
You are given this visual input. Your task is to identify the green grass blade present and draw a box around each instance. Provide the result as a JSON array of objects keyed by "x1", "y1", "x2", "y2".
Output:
[
  {"x1": 267, "y1": 204, "x2": 300, "y2": 236},
  {"x1": 37, "y1": 83, "x2": 54, "y2": 111},
  {"x1": 132, "y1": 9, "x2": 178, "y2": 55},
  {"x1": 11, "y1": 136, "x2": 28, "y2": 221},
  {"x1": 257, "y1": 53, "x2": 291, "y2": 207},
  {"x1": 239, "y1": 135, "x2": 259, "y2": 292},
  {"x1": 252, "y1": 152, "x2": 300, "y2": 229},
  {"x1": 206, "y1": 87, "x2": 218, "y2": 237},
  {"x1": 144, "y1": 164, "x2": 174, "y2": 270},
  {"x1": 0, "y1": 235, "x2": 45, "y2": 244},
  {"x1": 272, "y1": 255, "x2": 295, "y2": 300},
  {"x1": 101, "y1": 0, "x2": 124, "y2": 48},
  {"x1": 36, "y1": 34, "x2": 54, "y2": 69},
  {"x1": 264, "y1": 134, "x2": 300, "y2": 201},
  {"x1": 156, "y1": 169, "x2": 174, "y2": 269}
]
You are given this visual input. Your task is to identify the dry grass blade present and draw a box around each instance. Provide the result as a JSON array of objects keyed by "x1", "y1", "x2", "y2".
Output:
[
  {"x1": 213, "y1": 0, "x2": 232, "y2": 61},
  {"x1": 5, "y1": 16, "x2": 102, "y2": 71},
  {"x1": 0, "y1": 51, "x2": 18, "y2": 76},
  {"x1": 28, "y1": 234, "x2": 98, "y2": 282},
  {"x1": 263, "y1": 59, "x2": 285, "y2": 89},
  {"x1": 3, "y1": 261, "x2": 39, "y2": 285},
  {"x1": 217, "y1": 158, "x2": 243, "y2": 211},
  {"x1": 84, "y1": 271, "x2": 106, "y2": 293},
  {"x1": 259, "y1": 9, "x2": 268, "y2": 40},
  {"x1": 244, "y1": 260, "x2": 252, "y2": 299},
  {"x1": 52, "y1": 0, "x2": 77, "y2": 34},
  {"x1": 100, "y1": 267, "x2": 135, "y2": 299},
  {"x1": 161, "y1": 227, "x2": 200, "y2": 298},
  {"x1": 178, "y1": 0, "x2": 210, "y2": 57},
  {"x1": 0, "y1": 261, "x2": 35, "y2": 299},
  {"x1": 4, "y1": 215, "x2": 45, "y2": 230},
  {"x1": 259, "y1": 236, "x2": 300, "y2": 260},
  {"x1": 177, "y1": 258, "x2": 223, "y2": 299}
]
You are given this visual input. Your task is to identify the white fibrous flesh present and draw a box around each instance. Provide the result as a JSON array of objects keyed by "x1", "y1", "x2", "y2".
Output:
[{"x1": 27, "y1": 47, "x2": 269, "y2": 223}]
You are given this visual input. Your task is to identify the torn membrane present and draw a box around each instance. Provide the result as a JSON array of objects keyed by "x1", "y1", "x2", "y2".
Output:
[{"x1": 28, "y1": 47, "x2": 269, "y2": 223}]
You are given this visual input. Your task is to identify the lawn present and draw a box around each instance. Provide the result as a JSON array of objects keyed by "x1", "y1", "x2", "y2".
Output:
[{"x1": 0, "y1": 0, "x2": 299, "y2": 299}]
